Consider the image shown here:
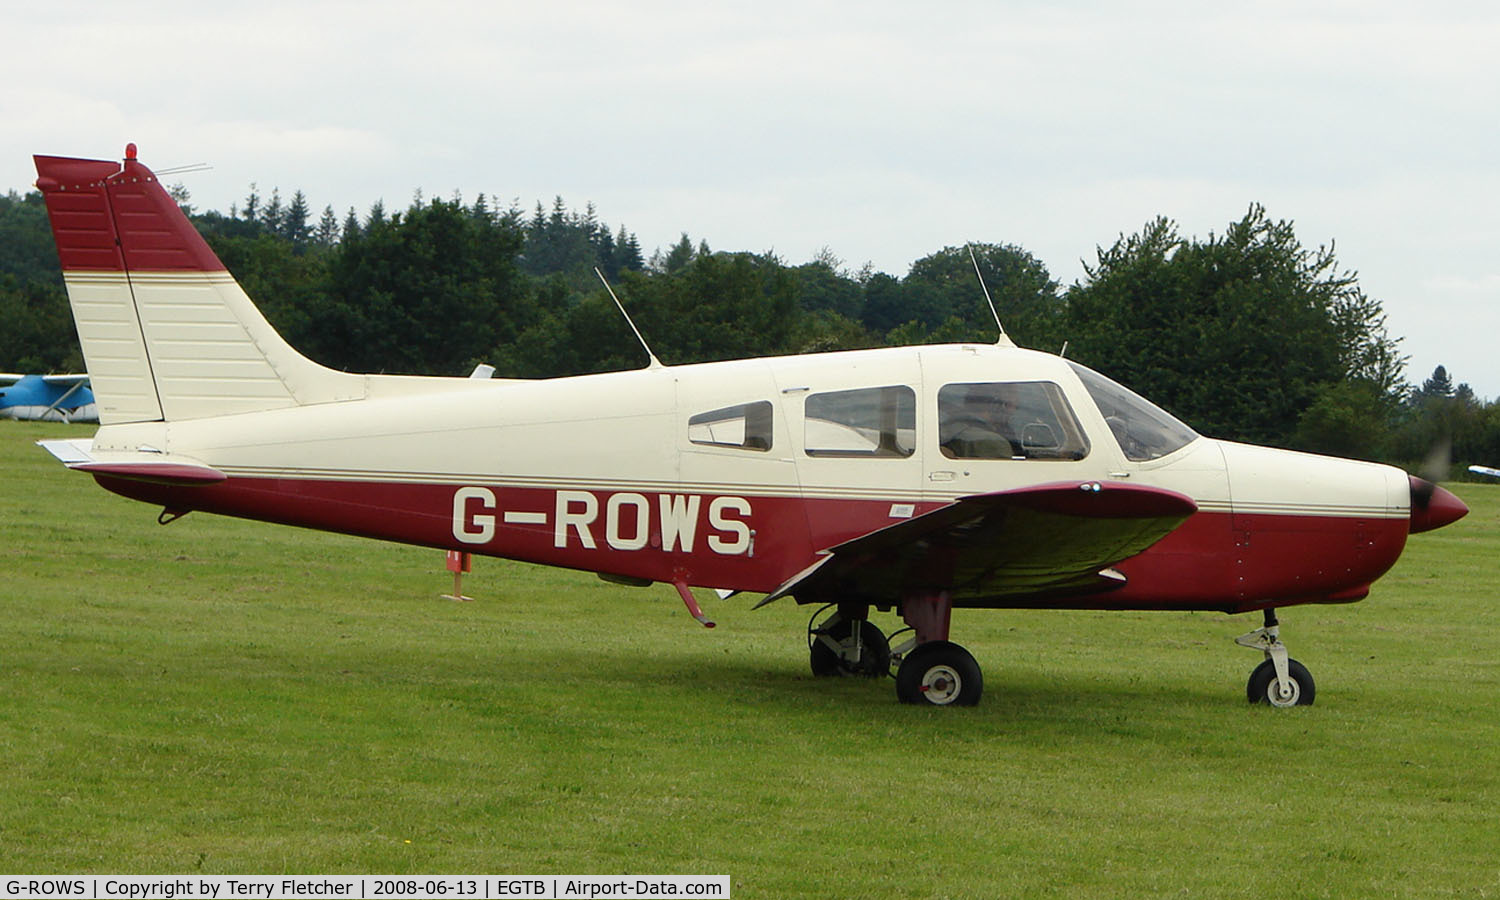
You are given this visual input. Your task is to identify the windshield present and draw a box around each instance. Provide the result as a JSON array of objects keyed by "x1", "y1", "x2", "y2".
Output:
[{"x1": 1067, "y1": 362, "x2": 1198, "y2": 462}]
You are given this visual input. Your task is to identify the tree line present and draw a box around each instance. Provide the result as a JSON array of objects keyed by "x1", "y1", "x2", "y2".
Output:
[{"x1": 2, "y1": 184, "x2": 1496, "y2": 475}]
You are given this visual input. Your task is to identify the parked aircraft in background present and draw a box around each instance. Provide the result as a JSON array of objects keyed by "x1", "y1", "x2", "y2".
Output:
[
  {"x1": 30, "y1": 146, "x2": 1468, "y2": 706},
  {"x1": 1470, "y1": 465, "x2": 1500, "y2": 479},
  {"x1": 0, "y1": 373, "x2": 97, "y2": 423}
]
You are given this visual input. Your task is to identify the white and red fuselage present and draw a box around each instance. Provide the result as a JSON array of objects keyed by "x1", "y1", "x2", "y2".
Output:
[{"x1": 31, "y1": 149, "x2": 1467, "y2": 628}]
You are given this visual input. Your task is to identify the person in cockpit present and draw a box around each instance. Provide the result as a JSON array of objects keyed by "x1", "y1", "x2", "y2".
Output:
[{"x1": 940, "y1": 384, "x2": 1023, "y2": 459}]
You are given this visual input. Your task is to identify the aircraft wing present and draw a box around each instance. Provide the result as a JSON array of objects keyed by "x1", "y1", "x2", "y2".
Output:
[
  {"x1": 38, "y1": 438, "x2": 226, "y2": 485},
  {"x1": 40, "y1": 374, "x2": 90, "y2": 386},
  {"x1": 760, "y1": 481, "x2": 1197, "y2": 608}
]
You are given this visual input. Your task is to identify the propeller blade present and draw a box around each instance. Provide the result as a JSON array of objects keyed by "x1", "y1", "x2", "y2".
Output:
[{"x1": 1419, "y1": 436, "x2": 1452, "y2": 487}]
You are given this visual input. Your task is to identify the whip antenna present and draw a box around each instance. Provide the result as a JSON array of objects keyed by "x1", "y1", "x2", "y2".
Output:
[
  {"x1": 967, "y1": 244, "x2": 1011, "y2": 346},
  {"x1": 595, "y1": 268, "x2": 663, "y2": 369}
]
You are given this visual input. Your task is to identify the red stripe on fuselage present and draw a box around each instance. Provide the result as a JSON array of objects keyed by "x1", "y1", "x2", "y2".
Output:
[
  {"x1": 92, "y1": 474, "x2": 821, "y2": 593},
  {"x1": 92, "y1": 473, "x2": 1408, "y2": 612}
]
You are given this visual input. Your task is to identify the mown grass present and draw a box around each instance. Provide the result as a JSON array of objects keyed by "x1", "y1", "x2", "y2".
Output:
[{"x1": 2, "y1": 420, "x2": 1497, "y2": 897}]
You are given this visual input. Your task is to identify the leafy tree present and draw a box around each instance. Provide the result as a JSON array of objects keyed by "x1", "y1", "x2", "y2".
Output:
[
  {"x1": 0, "y1": 275, "x2": 81, "y2": 371},
  {"x1": 319, "y1": 197, "x2": 534, "y2": 374},
  {"x1": 1062, "y1": 206, "x2": 1400, "y2": 447},
  {"x1": 519, "y1": 197, "x2": 642, "y2": 287},
  {"x1": 1389, "y1": 364, "x2": 1496, "y2": 474},
  {"x1": 792, "y1": 258, "x2": 865, "y2": 321},
  {"x1": 900, "y1": 244, "x2": 1063, "y2": 348},
  {"x1": 614, "y1": 251, "x2": 798, "y2": 366},
  {"x1": 860, "y1": 272, "x2": 908, "y2": 333},
  {"x1": 1417, "y1": 365, "x2": 1455, "y2": 401},
  {"x1": 1293, "y1": 379, "x2": 1396, "y2": 460},
  {"x1": 658, "y1": 233, "x2": 697, "y2": 274},
  {"x1": 795, "y1": 310, "x2": 874, "y2": 355},
  {"x1": 0, "y1": 191, "x2": 64, "y2": 286}
]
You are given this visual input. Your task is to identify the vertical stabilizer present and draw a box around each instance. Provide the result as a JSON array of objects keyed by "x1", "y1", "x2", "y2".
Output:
[{"x1": 34, "y1": 145, "x2": 364, "y2": 424}]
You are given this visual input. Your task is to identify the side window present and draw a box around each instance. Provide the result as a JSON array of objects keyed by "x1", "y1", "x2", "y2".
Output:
[
  {"x1": 688, "y1": 401, "x2": 773, "y2": 451},
  {"x1": 804, "y1": 386, "x2": 915, "y2": 458},
  {"x1": 938, "y1": 381, "x2": 1090, "y2": 460}
]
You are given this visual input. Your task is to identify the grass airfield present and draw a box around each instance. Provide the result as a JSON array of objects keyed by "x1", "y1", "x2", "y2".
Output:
[{"x1": 2, "y1": 420, "x2": 1497, "y2": 897}]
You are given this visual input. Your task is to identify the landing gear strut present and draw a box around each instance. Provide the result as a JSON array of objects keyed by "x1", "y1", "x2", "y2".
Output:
[
  {"x1": 808, "y1": 604, "x2": 890, "y2": 678},
  {"x1": 1236, "y1": 609, "x2": 1315, "y2": 707},
  {"x1": 893, "y1": 591, "x2": 983, "y2": 706}
]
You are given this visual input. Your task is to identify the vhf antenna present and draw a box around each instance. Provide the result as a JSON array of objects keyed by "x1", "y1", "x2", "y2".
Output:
[
  {"x1": 595, "y1": 267, "x2": 663, "y2": 369},
  {"x1": 967, "y1": 244, "x2": 1011, "y2": 346}
]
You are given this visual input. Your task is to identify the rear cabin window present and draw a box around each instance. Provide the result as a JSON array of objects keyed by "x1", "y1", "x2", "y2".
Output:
[
  {"x1": 688, "y1": 401, "x2": 773, "y2": 451},
  {"x1": 938, "y1": 381, "x2": 1090, "y2": 460},
  {"x1": 804, "y1": 386, "x2": 915, "y2": 458}
]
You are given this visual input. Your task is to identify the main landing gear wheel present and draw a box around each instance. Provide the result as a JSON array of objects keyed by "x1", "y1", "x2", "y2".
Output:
[
  {"x1": 809, "y1": 612, "x2": 890, "y2": 678},
  {"x1": 1247, "y1": 658, "x2": 1315, "y2": 707},
  {"x1": 895, "y1": 640, "x2": 983, "y2": 706}
]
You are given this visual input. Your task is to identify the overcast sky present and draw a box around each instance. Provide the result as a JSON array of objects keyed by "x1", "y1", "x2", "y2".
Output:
[{"x1": 5, "y1": 1, "x2": 1497, "y2": 399}]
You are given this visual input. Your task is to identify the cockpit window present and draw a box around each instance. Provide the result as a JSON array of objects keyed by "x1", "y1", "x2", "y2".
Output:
[
  {"x1": 1068, "y1": 362, "x2": 1198, "y2": 462},
  {"x1": 938, "y1": 382, "x2": 1089, "y2": 460}
]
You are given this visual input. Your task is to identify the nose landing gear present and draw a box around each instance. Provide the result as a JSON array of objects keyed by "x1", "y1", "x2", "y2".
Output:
[{"x1": 1236, "y1": 609, "x2": 1316, "y2": 707}]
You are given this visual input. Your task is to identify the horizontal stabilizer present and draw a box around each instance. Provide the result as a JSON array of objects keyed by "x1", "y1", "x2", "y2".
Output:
[{"x1": 38, "y1": 438, "x2": 226, "y2": 486}]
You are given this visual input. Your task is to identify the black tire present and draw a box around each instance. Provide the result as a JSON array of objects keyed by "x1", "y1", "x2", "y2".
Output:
[
  {"x1": 1246, "y1": 658, "x2": 1315, "y2": 707},
  {"x1": 895, "y1": 640, "x2": 983, "y2": 706},
  {"x1": 809, "y1": 619, "x2": 890, "y2": 678}
]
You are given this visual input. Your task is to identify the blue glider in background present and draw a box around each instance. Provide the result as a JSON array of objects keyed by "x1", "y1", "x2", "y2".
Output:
[{"x1": 0, "y1": 373, "x2": 98, "y2": 423}]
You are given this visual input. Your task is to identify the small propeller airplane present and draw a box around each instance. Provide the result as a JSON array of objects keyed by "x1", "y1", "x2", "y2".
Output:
[
  {"x1": 29, "y1": 146, "x2": 1469, "y2": 707},
  {"x1": 1, "y1": 373, "x2": 97, "y2": 423}
]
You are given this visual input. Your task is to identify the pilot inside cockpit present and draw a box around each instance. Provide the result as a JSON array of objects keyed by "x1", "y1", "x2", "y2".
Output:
[
  {"x1": 939, "y1": 384, "x2": 1023, "y2": 459},
  {"x1": 939, "y1": 381, "x2": 1092, "y2": 461}
]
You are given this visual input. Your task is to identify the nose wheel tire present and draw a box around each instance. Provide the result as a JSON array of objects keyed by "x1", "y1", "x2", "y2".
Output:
[
  {"x1": 1247, "y1": 658, "x2": 1315, "y2": 707},
  {"x1": 895, "y1": 640, "x2": 983, "y2": 706}
]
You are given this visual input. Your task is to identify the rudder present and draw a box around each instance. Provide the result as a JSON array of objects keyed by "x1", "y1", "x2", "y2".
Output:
[{"x1": 34, "y1": 145, "x2": 363, "y2": 424}]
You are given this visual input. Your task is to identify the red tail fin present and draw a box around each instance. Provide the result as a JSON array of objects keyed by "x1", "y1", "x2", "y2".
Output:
[
  {"x1": 34, "y1": 145, "x2": 225, "y2": 273},
  {"x1": 32, "y1": 145, "x2": 365, "y2": 424}
]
